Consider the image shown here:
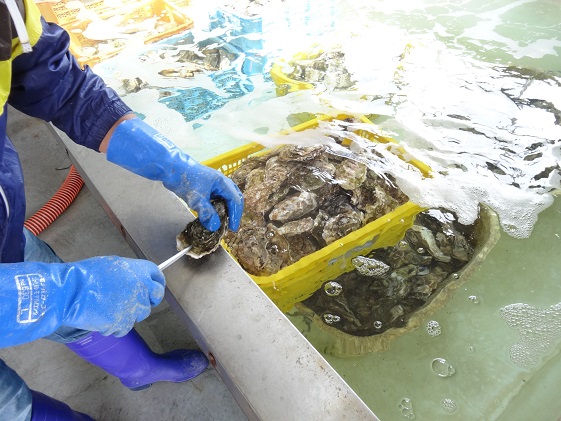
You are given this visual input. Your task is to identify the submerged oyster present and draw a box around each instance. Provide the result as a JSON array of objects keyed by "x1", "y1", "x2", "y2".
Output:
[
  {"x1": 302, "y1": 208, "x2": 477, "y2": 337},
  {"x1": 176, "y1": 200, "x2": 229, "y2": 259},
  {"x1": 286, "y1": 48, "x2": 355, "y2": 90}
]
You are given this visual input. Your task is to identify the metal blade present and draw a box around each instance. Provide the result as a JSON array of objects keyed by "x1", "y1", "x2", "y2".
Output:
[{"x1": 158, "y1": 245, "x2": 192, "y2": 271}]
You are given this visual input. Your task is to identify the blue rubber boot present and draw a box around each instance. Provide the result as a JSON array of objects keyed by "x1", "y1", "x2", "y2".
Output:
[
  {"x1": 66, "y1": 330, "x2": 209, "y2": 391},
  {"x1": 30, "y1": 390, "x2": 94, "y2": 420}
]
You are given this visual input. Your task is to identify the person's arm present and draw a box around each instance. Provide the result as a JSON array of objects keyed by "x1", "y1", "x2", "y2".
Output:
[
  {"x1": 10, "y1": 11, "x2": 243, "y2": 231},
  {"x1": 0, "y1": 256, "x2": 165, "y2": 348},
  {"x1": 104, "y1": 117, "x2": 244, "y2": 231},
  {"x1": 9, "y1": 16, "x2": 131, "y2": 152}
]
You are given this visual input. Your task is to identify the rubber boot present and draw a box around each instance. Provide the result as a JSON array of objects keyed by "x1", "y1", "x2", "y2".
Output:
[
  {"x1": 30, "y1": 390, "x2": 94, "y2": 421},
  {"x1": 66, "y1": 330, "x2": 209, "y2": 391}
]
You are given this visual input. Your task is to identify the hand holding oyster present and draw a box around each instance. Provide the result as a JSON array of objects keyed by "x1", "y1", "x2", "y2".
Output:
[{"x1": 176, "y1": 199, "x2": 229, "y2": 259}]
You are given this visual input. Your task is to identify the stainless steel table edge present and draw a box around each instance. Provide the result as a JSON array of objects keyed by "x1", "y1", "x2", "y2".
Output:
[{"x1": 49, "y1": 124, "x2": 379, "y2": 421}]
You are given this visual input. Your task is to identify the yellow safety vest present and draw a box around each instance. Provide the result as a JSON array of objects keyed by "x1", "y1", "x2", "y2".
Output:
[{"x1": 0, "y1": 0, "x2": 43, "y2": 115}]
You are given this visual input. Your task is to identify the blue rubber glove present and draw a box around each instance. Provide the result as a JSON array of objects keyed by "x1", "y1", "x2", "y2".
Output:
[
  {"x1": 0, "y1": 256, "x2": 165, "y2": 348},
  {"x1": 106, "y1": 118, "x2": 244, "y2": 232}
]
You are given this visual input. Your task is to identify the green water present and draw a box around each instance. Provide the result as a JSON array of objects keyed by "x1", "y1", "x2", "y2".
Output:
[{"x1": 289, "y1": 197, "x2": 561, "y2": 420}]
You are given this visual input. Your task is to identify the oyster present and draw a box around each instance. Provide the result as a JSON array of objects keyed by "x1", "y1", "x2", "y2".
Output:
[
  {"x1": 176, "y1": 200, "x2": 229, "y2": 259},
  {"x1": 351, "y1": 256, "x2": 390, "y2": 277},
  {"x1": 159, "y1": 65, "x2": 203, "y2": 79},
  {"x1": 322, "y1": 210, "x2": 364, "y2": 245},
  {"x1": 269, "y1": 191, "x2": 318, "y2": 222},
  {"x1": 226, "y1": 226, "x2": 288, "y2": 276},
  {"x1": 223, "y1": 139, "x2": 410, "y2": 277},
  {"x1": 278, "y1": 145, "x2": 328, "y2": 162},
  {"x1": 334, "y1": 158, "x2": 368, "y2": 191},
  {"x1": 285, "y1": 47, "x2": 356, "y2": 90},
  {"x1": 301, "y1": 208, "x2": 479, "y2": 337}
]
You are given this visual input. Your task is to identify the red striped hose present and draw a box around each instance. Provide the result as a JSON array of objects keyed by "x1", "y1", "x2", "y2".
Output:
[{"x1": 24, "y1": 165, "x2": 84, "y2": 236}]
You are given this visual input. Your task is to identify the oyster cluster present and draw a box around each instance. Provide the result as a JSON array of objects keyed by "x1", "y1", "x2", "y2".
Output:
[
  {"x1": 285, "y1": 48, "x2": 355, "y2": 90},
  {"x1": 156, "y1": 47, "x2": 238, "y2": 78},
  {"x1": 120, "y1": 46, "x2": 238, "y2": 94},
  {"x1": 302, "y1": 208, "x2": 476, "y2": 337},
  {"x1": 223, "y1": 144, "x2": 409, "y2": 276}
]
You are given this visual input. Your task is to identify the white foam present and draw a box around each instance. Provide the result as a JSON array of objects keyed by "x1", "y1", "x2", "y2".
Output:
[{"x1": 500, "y1": 302, "x2": 561, "y2": 368}]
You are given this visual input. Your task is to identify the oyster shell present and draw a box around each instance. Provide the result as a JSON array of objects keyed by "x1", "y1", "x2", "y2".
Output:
[
  {"x1": 322, "y1": 210, "x2": 364, "y2": 245},
  {"x1": 176, "y1": 200, "x2": 229, "y2": 259},
  {"x1": 285, "y1": 47, "x2": 356, "y2": 90},
  {"x1": 223, "y1": 139, "x2": 411, "y2": 277},
  {"x1": 302, "y1": 208, "x2": 479, "y2": 337},
  {"x1": 269, "y1": 191, "x2": 318, "y2": 222}
]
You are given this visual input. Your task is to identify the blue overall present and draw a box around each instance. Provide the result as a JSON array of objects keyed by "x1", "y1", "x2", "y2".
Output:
[{"x1": 1, "y1": 2, "x2": 131, "y2": 418}]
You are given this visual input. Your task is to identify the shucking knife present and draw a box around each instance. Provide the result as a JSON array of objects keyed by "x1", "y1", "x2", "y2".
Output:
[{"x1": 158, "y1": 245, "x2": 192, "y2": 271}]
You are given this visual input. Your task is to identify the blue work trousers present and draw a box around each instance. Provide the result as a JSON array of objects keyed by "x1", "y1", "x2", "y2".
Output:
[{"x1": 0, "y1": 229, "x2": 90, "y2": 420}]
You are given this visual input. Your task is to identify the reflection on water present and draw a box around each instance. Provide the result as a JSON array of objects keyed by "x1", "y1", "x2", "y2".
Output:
[{"x1": 93, "y1": 0, "x2": 561, "y2": 418}]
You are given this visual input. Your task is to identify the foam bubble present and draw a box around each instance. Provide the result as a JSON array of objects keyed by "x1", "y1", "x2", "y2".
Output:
[
  {"x1": 398, "y1": 398, "x2": 415, "y2": 419},
  {"x1": 431, "y1": 358, "x2": 456, "y2": 377},
  {"x1": 426, "y1": 320, "x2": 442, "y2": 337},
  {"x1": 500, "y1": 302, "x2": 561, "y2": 368},
  {"x1": 322, "y1": 313, "x2": 341, "y2": 324},
  {"x1": 441, "y1": 398, "x2": 458, "y2": 413},
  {"x1": 468, "y1": 295, "x2": 480, "y2": 304},
  {"x1": 392, "y1": 167, "x2": 554, "y2": 238},
  {"x1": 324, "y1": 281, "x2": 343, "y2": 297}
]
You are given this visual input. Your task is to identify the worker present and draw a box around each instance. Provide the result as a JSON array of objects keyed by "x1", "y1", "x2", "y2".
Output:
[{"x1": 0, "y1": 0, "x2": 244, "y2": 419}]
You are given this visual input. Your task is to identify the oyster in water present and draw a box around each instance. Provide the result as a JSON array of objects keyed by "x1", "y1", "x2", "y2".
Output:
[
  {"x1": 302, "y1": 208, "x2": 477, "y2": 337},
  {"x1": 176, "y1": 200, "x2": 229, "y2": 259}
]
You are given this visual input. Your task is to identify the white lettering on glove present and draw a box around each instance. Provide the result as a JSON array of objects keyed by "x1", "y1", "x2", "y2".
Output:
[{"x1": 15, "y1": 274, "x2": 47, "y2": 324}]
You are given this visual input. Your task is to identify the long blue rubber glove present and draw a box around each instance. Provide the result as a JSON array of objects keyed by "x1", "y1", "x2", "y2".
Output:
[
  {"x1": 0, "y1": 256, "x2": 165, "y2": 348},
  {"x1": 106, "y1": 118, "x2": 244, "y2": 232}
]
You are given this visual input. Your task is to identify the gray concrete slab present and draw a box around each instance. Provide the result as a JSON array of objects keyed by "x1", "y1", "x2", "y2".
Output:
[{"x1": 1, "y1": 107, "x2": 247, "y2": 421}]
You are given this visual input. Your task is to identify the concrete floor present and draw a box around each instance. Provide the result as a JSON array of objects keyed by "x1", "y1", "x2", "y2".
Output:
[{"x1": 0, "y1": 107, "x2": 248, "y2": 421}]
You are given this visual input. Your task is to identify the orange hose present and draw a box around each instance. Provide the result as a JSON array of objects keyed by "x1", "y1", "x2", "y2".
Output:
[{"x1": 24, "y1": 165, "x2": 84, "y2": 236}]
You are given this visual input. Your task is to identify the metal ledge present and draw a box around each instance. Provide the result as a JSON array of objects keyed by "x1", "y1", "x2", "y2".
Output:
[{"x1": 50, "y1": 124, "x2": 378, "y2": 421}]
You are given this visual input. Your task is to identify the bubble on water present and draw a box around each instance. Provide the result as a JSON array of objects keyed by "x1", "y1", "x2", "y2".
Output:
[
  {"x1": 468, "y1": 346, "x2": 476, "y2": 353},
  {"x1": 398, "y1": 398, "x2": 415, "y2": 419},
  {"x1": 324, "y1": 281, "x2": 343, "y2": 296},
  {"x1": 322, "y1": 313, "x2": 341, "y2": 324},
  {"x1": 468, "y1": 295, "x2": 480, "y2": 304},
  {"x1": 500, "y1": 302, "x2": 561, "y2": 368},
  {"x1": 374, "y1": 320, "x2": 383, "y2": 329},
  {"x1": 452, "y1": 273, "x2": 459, "y2": 279},
  {"x1": 426, "y1": 320, "x2": 441, "y2": 337},
  {"x1": 431, "y1": 358, "x2": 456, "y2": 377},
  {"x1": 441, "y1": 398, "x2": 458, "y2": 413}
]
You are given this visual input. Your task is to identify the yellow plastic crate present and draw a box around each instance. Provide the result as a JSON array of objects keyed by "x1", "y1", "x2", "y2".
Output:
[
  {"x1": 37, "y1": 0, "x2": 106, "y2": 26},
  {"x1": 269, "y1": 47, "x2": 335, "y2": 96},
  {"x1": 38, "y1": 0, "x2": 193, "y2": 68},
  {"x1": 204, "y1": 114, "x2": 431, "y2": 312}
]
